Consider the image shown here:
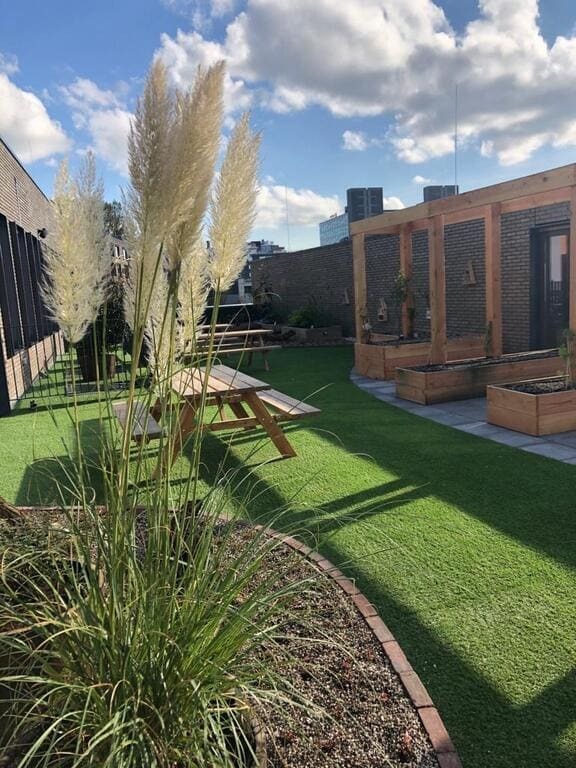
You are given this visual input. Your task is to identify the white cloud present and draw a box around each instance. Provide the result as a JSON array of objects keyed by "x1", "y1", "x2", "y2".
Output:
[
  {"x1": 255, "y1": 185, "x2": 340, "y2": 228},
  {"x1": 342, "y1": 131, "x2": 368, "y2": 151},
  {"x1": 412, "y1": 175, "x2": 432, "y2": 184},
  {"x1": 60, "y1": 78, "x2": 132, "y2": 174},
  {"x1": 0, "y1": 73, "x2": 70, "y2": 163},
  {"x1": 383, "y1": 196, "x2": 405, "y2": 209},
  {"x1": 156, "y1": 0, "x2": 576, "y2": 166},
  {"x1": 156, "y1": 30, "x2": 252, "y2": 113},
  {"x1": 0, "y1": 52, "x2": 18, "y2": 76}
]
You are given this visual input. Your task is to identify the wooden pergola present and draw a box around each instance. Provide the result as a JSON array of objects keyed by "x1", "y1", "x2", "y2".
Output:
[{"x1": 351, "y1": 164, "x2": 576, "y2": 364}]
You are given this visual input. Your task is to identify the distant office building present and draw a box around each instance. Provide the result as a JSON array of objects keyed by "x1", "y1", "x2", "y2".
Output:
[
  {"x1": 221, "y1": 240, "x2": 286, "y2": 305},
  {"x1": 319, "y1": 212, "x2": 349, "y2": 246},
  {"x1": 423, "y1": 185, "x2": 459, "y2": 202},
  {"x1": 346, "y1": 187, "x2": 384, "y2": 223}
]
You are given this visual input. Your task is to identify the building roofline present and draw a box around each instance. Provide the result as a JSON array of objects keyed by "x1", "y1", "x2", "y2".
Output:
[{"x1": 0, "y1": 136, "x2": 53, "y2": 205}]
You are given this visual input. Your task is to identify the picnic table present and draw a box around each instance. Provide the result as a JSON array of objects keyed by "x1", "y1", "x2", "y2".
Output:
[
  {"x1": 113, "y1": 364, "x2": 320, "y2": 476},
  {"x1": 195, "y1": 327, "x2": 281, "y2": 371}
]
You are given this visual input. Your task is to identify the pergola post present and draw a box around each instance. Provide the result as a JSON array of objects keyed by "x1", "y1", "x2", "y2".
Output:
[
  {"x1": 428, "y1": 215, "x2": 447, "y2": 365},
  {"x1": 570, "y1": 187, "x2": 576, "y2": 332},
  {"x1": 399, "y1": 224, "x2": 413, "y2": 337},
  {"x1": 352, "y1": 233, "x2": 367, "y2": 342},
  {"x1": 484, "y1": 203, "x2": 503, "y2": 356}
]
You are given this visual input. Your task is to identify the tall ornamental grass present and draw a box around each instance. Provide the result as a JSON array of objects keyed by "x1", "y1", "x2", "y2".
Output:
[{"x1": 0, "y1": 59, "x2": 312, "y2": 767}]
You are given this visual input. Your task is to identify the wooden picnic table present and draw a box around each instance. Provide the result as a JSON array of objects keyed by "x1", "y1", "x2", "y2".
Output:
[
  {"x1": 194, "y1": 327, "x2": 281, "y2": 371},
  {"x1": 149, "y1": 364, "x2": 320, "y2": 476}
]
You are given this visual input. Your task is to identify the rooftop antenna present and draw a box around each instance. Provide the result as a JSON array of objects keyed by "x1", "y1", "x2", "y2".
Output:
[
  {"x1": 284, "y1": 184, "x2": 291, "y2": 251},
  {"x1": 454, "y1": 83, "x2": 459, "y2": 191}
]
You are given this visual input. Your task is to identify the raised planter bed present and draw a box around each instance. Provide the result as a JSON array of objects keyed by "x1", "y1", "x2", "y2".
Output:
[
  {"x1": 396, "y1": 349, "x2": 562, "y2": 405},
  {"x1": 487, "y1": 376, "x2": 576, "y2": 435},
  {"x1": 355, "y1": 335, "x2": 485, "y2": 380}
]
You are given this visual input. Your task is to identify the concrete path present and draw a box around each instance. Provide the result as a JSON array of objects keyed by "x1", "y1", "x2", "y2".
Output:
[{"x1": 350, "y1": 370, "x2": 576, "y2": 465}]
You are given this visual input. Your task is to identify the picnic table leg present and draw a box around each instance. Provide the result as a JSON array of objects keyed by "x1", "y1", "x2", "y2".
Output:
[
  {"x1": 229, "y1": 400, "x2": 255, "y2": 430},
  {"x1": 243, "y1": 392, "x2": 297, "y2": 458},
  {"x1": 153, "y1": 400, "x2": 197, "y2": 479}
]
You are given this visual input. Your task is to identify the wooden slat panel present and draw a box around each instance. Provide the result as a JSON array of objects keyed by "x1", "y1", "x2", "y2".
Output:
[
  {"x1": 352, "y1": 233, "x2": 367, "y2": 342},
  {"x1": 113, "y1": 401, "x2": 164, "y2": 439},
  {"x1": 258, "y1": 388, "x2": 320, "y2": 416},
  {"x1": 500, "y1": 186, "x2": 572, "y2": 214},
  {"x1": 428, "y1": 216, "x2": 446, "y2": 365},
  {"x1": 209, "y1": 364, "x2": 269, "y2": 391},
  {"x1": 485, "y1": 203, "x2": 502, "y2": 356}
]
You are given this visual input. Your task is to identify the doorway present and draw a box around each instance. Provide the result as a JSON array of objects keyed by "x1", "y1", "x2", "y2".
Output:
[{"x1": 531, "y1": 226, "x2": 570, "y2": 349}]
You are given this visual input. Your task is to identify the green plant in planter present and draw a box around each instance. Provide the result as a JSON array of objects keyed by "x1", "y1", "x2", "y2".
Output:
[
  {"x1": 76, "y1": 281, "x2": 127, "y2": 383},
  {"x1": 559, "y1": 328, "x2": 576, "y2": 388},
  {"x1": 287, "y1": 302, "x2": 331, "y2": 329},
  {"x1": 391, "y1": 271, "x2": 410, "y2": 338},
  {"x1": 1, "y1": 59, "x2": 310, "y2": 768}
]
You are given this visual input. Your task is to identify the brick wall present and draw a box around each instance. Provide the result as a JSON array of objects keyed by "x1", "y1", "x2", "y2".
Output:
[
  {"x1": 0, "y1": 139, "x2": 60, "y2": 412},
  {"x1": 411, "y1": 229, "x2": 430, "y2": 337},
  {"x1": 251, "y1": 241, "x2": 355, "y2": 334},
  {"x1": 445, "y1": 218, "x2": 486, "y2": 337},
  {"x1": 0, "y1": 139, "x2": 55, "y2": 249},
  {"x1": 501, "y1": 202, "x2": 570, "y2": 352},
  {"x1": 365, "y1": 234, "x2": 401, "y2": 335},
  {"x1": 251, "y1": 201, "x2": 573, "y2": 352}
]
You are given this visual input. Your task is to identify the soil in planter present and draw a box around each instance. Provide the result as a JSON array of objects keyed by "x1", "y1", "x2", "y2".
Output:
[
  {"x1": 413, "y1": 348, "x2": 559, "y2": 372},
  {"x1": 505, "y1": 379, "x2": 576, "y2": 395}
]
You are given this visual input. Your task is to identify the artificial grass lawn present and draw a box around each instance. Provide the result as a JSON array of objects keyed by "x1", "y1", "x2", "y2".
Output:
[{"x1": 1, "y1": 346, "x2": 576, "y2": 767}]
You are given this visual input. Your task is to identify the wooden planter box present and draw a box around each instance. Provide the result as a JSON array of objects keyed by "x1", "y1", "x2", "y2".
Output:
[
  {"x1": 396, "y1": 350, "x2": 562, "y2": 404},
  {"x1": 354, "y1": 335, "x2": 485, "y2": 380},
  {"x1": 487, "y1": 377, "x2": 576, "y2": 435}
]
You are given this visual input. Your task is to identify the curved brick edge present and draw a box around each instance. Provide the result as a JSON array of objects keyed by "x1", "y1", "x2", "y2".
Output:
[
  {"x1": 11, "y1": 508, "x2": 461, "y2": 767},
  {"x1": 261, "y1": 526, "x2": 463, "y2": 768}
]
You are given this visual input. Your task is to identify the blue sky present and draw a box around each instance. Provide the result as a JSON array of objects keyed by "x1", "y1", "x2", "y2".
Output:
[{"x1": 1, "y1": 0, "x2": 576, "y2": 250}]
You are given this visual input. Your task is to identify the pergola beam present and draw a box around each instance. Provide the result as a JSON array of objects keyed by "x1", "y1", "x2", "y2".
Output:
[
  {"x1": 570, "y1": 188, "x2": 576, "y2": 332},
  {"x1": 351, "y1": 163, "x2": 576, "y2": 236},
  {"x1": 428, "y1": 215, "x2": 447, "y2": 365},
  {"x1": 352, "y1": 233, "x2": 367, "y2": 342},
  {"x1": 485, "y1": 203, "x2": 503, "y2": 356}
]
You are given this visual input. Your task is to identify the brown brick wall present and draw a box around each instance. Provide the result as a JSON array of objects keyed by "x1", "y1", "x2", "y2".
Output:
[
  {"x1": 0, "y1": 140, "x2": 60, "y2": 411},
  {"x1": 251, "y1": 201, "x2": 573, "y2": 353},
  {"x1": 0, "y1": 139, "x2": 55, "y2": 249},
  {"x1": 251, "y1": 242, "x2": 355, "y2": 334}
]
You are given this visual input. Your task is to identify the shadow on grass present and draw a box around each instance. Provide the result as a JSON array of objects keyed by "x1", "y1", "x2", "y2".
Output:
[
  {"x1": 15, "y1": 417, "x2": 107, "y2": 506},
  {"x1": 188, "y1": 421, "x2": 576, "y2": 768}
]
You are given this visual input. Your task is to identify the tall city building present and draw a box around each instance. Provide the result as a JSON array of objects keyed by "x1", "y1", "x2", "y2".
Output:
[
  {"x1": 346, "y1": 187, "x2": 384, "y2": 223},
  {"x1": 319, "y1": 187, "x2": 385, "y2": 245},
  {"x1": 319, "y1": 212, "x2": 349, "y2": 246},
  {"x1": 423, "y1": 185, "x2": 459, "y2": 202}
]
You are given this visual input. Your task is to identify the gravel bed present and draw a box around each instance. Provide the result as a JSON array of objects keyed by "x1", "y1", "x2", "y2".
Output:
[
  {"x1": 229, "y1": 528, "x2": 439, "y2": 768},
  {"x1": 414, "y1": 348, "x2": 559, "y2": 372},
  {"x1": 505, "y1": 379, "x2": 575, "y2": 395},
  {"x1": 1, "y1": 510, "x2": 440, "y2": 767}
]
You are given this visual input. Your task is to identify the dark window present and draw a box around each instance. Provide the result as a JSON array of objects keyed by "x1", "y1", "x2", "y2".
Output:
[
  {"x1": 10, "y1": 222, "x2": 38, "y2": 345},
  {"x1": 0, "y1": 214, "x2": 23, "y2": 355},
  {"x1": 25, "y1": 232, "x2": 47, "y2": 338}
]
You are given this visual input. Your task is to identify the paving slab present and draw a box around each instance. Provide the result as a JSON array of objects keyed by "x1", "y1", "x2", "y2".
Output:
[{"x1": 351, "y1": 369, "x2": 576, "y2": 465}]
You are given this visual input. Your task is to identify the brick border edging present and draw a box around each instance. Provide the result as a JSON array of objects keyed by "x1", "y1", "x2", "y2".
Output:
[
  {"x1": 12, "y1": 507, "x2": 461, "y2": 766},
  {"x1": 262, "y1": 527, "x2": 463, "y2": 768}
]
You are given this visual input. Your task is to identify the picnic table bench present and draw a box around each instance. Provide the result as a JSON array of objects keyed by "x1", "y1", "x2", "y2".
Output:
[
  {"x1": 112, "y1": 364, "x2": 320, "y2": 474},
  {"x1": 195, "y1": 327, "x2": 281, "y2": 371}
]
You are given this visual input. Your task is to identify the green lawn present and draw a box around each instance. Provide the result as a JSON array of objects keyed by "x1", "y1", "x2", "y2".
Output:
[{"x1": 2, "y1": 346, "x2": 576, "y2": 767}]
